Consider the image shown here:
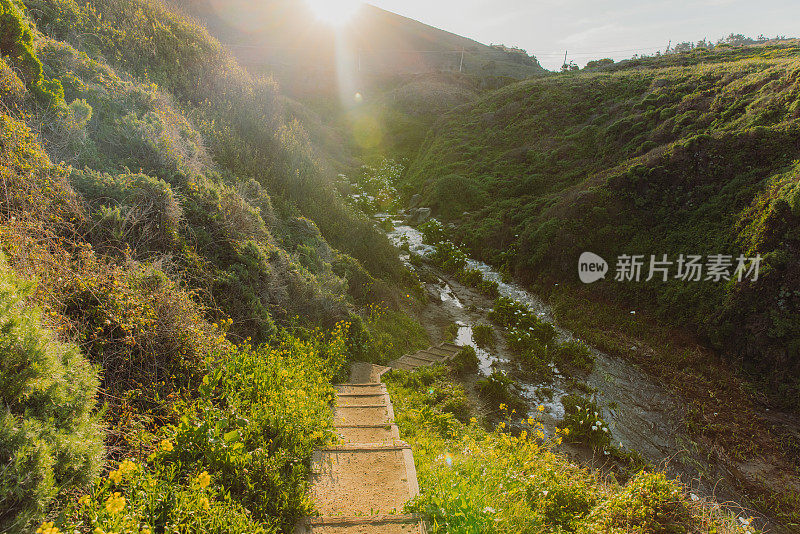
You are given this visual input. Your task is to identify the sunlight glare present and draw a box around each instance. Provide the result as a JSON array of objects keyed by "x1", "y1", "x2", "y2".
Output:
[{"x1": 305, "y1": 0, "x2": 362, "y2": 26}]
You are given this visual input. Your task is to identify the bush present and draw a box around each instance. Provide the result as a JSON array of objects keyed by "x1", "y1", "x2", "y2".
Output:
[
  {"x1": 476, "y1": 370, "x2": 526, "y2": 413},
  {"x1": 490, "y1": 299, "x2": 556, "y2": 345},
  {"x1": 0, "y1": 0, "x2": 64, "y2": 107},
  {"x1": 71, "y1": 170, "x2": 183, "y2": 254},
  {"x1": 449, "y1": 345, "x2": 479, "y2": 375},
  {"x1": 444, "y1": 322, "x2": 459, "y2": 342},
  {"x1": 552, "y1": 341, "x2": 595, "y2": 373},
  {"x1": 56, "y1": 326, "x2": 348, "y2": 534},
  {"x1": 579, "y1": 471, "x2": 695, "y2": 533},
  {"x1": 472, "y1": 324, "x2": 494, "y2": 348},
  {"x1": 430, "y1": 241, "x2": 468, "y2": 273},
  {"x1": 560, "y1": 395, "x2": 611, "y2": 449},
  {"x1": 0, "y1": 259, "x2": 103, "y2": 532}
]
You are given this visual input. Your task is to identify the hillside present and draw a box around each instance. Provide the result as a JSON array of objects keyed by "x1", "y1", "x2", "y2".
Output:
[
  {"x1": 404, "y1": 42, "x2": 800, "y2": 396},
  {"x1": 170, "y1": 0, "x2": 545, "y2": 97}
]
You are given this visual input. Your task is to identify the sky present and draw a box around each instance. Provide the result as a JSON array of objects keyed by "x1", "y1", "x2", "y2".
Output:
[{"x1": 365, "y1": 0, "x2": 800, "y2": 70}]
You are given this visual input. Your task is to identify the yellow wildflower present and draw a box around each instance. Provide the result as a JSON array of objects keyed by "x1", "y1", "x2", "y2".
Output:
[
  {"x1": 93, "y1": 528, "x2": 105, "y2": 534},
  {"x1": 159, "y1": 439, "x2": 174, "y2": 452},
  {"x1": 78, "y1": 495, "x2": 91, "y2": 505},
  {"x1": 142, "y1": 529, "x2": 152, "y2": 534},
  {"x1": 538, "y1": 405, "x2": 545, "y2": 412},
  {"x1": 469, "y1": 417, "x2": 477, "y2": 424},
  {"x1": 108, "y1": 469, "x2": 123, "y2": 484},
  {"x1": 119, "y1": 459, "x2": 137, "y2": 475},
  {"x1": 36, "y1": 521, "x2": 60, "y2": 534},
  {"x1": 520, "y1": 431, "x2": 527, "y2": 441},
  {"x1": 105, "y1": 492, "x2": 126, "y2": 514},
  {"x1": 197, "y1": 471, "x2": 211, "y2": 489},
  {"x1": 199, "y1": 496, "x2": 210, "y2": 511},
  {"x1": 499, "y1": 403, "x2": 506, "y2": 410},
  {"x1": 498, "y1": 422, "x2": 506, "y2": 430},
  {"x1": 563, "y1": 428, "x2": 570, "y2": 436}
]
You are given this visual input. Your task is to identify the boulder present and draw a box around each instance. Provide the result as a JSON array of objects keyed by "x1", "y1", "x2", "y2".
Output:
[{"x1": 406, "y1": 207, "x2": 431, "y2": 225}]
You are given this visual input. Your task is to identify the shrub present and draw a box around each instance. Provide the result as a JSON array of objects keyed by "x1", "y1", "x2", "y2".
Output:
[
  {"x1": 449, "y1": 345, "x2": 479, "y2": 375},
  {"x1": 552, "y1": 340, "x2": 595, "y2": 373},
  {"x1": 518, "y1": 343, "x2": 554, "y2": 382},
  {"x1": 56, "y1": 326, "x2": 348, "y2": 534},
  {"x1": 0, "y1": 0, "x2": 64, "y2": 107},
  {"x1": 476, "y1": 370, "x2": 526, "y2": 413},
  {"x1": 579, "y1": 471, "x2": 695, "y2": 533},
  {"x1": 420, "y1": 219, "x2": 446, "y2": 245},
  {"x1": 489, "y1": 299, "x2": 557, "y2": 345},
  {"x1": 456, "y1": 267, "x2": 483, "y2": 287},
  {"x1": 444, "y1": 322, "x2": 459, "y2": 342},
  {"x1": 476, "y1": 278, "x2": 500, "y2": 297},
  {"x1": 471, "y1": 324, "x2": 494, "y2": 348},
  {"x1": 71, "y1": 170, "x2": 183, "y2": 254},
  {"x1": 430, "y1": 241, "x2": 468, "y2": 273},
  {"x1": 560, "y1": 395, "x2": 611, "y2": 449},
  {"x1": 0, "y1": 259, "x2": 103, "y2": 532}
]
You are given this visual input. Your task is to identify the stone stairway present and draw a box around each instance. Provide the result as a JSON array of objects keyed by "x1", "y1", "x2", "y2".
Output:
[
  {"x1": 295, "y1": 362, "x2": 427, "y2": 534},
  {"x1": 387, "y1": 343, "x2": 462, "y2": 371}
]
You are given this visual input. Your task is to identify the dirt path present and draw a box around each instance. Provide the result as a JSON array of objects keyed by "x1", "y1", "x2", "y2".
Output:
[{"x1": 295, "y1": 362, "x2": 429, "y2": 534}]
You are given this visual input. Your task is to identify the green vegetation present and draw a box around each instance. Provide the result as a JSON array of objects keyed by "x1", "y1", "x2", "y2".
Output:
[
  {"x1": 420, "y1": 220, "x2": 500, "y2": 297},
  {"x1": 404, "y1": 43, "x2": 800, "y2": 398},
  {"x1": 385, "y1": 366, "x2": 748, "y2": 534},
  {"x1": 471, "y1": 324, "x2": 494, "y2": 348},
  {"x1": 475, "y1": 370, "x2": 527, "y2": 413},
  {"x1": 58, "y1": 332, "x2": 347, "y2": 534},
  {"x1": 560, "y1": 395, "x2": 612, "y2": 449},
  {"x1": 448, "y1": 345, "x2": 480, "y2": 375},
  {"x1": 0, "y1": 0, "x2": 429, "y2": 530},
  {"x1": 0, "y1": 260, "x2": 103, "y2": 532}
]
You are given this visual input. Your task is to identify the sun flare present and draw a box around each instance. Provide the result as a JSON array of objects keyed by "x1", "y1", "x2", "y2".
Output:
[{"x1": 305, "y1": 0, "x2": 362, "y2": 26}]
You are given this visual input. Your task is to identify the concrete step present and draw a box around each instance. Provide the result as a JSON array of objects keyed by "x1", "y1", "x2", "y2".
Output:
[
  {"x1": 335, "y1": 384, "x2": 387, "y2": 395},
  {"x1": 387, "y1": 359, "x2": 417, "y2": 371},
  {"x1": 439, "y1": 342, "x2": 462, "y2": 352},
  {"x1": 349, "y1": 362, "x2": 391, "y2": 383},
  {"x1": 311, "y1": 447, "x2": 420, "y2": 516},
  {"x1": 295, "y1": 515, "x2": 426, "y2": 534},
  {"x1": 401, "y1": 354, "x2": 443, "y2": 367},
  {"x1": 336, "y1": 393, "x2": 390, "y2": 407},
  {"x1": 334, "y1": 404, "x2": 394, "y2": 425},
  {"x1": 421, "y1": 347, "x2": 454, "y2": 358},
  {"x1": 403, "y1": 351, "x2": 444, "y2": 363},
  {"x1": 336, "y1": 424, "x2": 401, "y2": 445},
  {"x1": 320, "y1": 443, "x2": 410, "y2": 452}
]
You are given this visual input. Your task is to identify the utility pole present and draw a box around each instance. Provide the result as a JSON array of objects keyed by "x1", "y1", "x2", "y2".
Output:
[
  {"x1": 666, "y1": 40, "x2": 672, "y2": 53},
  {"x1": 563, "y1": 50, "x2": 568, "y2": 69},
  {"x1": 459, "y1": 48, "x2": 464, "y2": 73}
]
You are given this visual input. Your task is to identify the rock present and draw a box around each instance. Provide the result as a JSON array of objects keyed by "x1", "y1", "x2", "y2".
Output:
[{"x1": 406, "y1": 207, "x2": 431, "y2": 225}]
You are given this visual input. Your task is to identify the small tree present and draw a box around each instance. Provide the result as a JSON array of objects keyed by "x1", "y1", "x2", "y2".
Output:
[{"x1": 0, "y1": 259, "x2": 104, "y2": 532}]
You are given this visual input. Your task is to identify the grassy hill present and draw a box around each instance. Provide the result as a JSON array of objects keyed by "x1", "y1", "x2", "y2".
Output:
[{"x1": 404, "y1": 42, "x2": 800, "y2": 402}]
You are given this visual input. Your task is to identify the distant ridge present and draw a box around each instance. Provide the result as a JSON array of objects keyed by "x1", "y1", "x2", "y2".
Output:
[{"x1": 169, "y1": 0, "x2": 544, "y2": 90}]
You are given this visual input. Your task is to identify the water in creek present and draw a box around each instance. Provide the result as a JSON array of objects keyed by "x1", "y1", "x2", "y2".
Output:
[{"x1": 381, "y1": 217, "x2": 761, "y2": 520}]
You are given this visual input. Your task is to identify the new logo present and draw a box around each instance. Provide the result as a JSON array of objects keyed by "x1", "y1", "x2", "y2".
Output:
[{"x1": 578, "y1": 252, "x2": 608, "y2": 284}]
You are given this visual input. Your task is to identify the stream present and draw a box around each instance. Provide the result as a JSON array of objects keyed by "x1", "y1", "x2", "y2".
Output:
[{"x1": 380, "y1": 216, "x2": 766, "y2": 526}]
